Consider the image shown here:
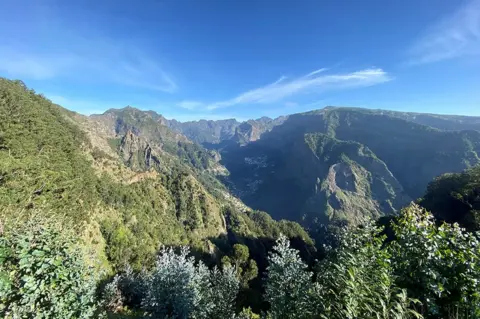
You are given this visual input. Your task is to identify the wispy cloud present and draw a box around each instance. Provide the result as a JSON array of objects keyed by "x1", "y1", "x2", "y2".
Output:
[
  {"x1": 0, "y1": 2, "x2": 177, "y2": 93},
  {"x1": 0, "y1": 48, "x2": 79, "y2": 80},
  {"x1": 176, "y1": 100, "x2": 205, "y2": 110},
  {"x1": 0, "y1": 46, "x2": 177, "y2": 93},
  {"x1": 408, "y1": 0, "x2": 480, "y2": 64},
  {"x1": 206, "y1": 68, "x2": 391, "y2": 110}
]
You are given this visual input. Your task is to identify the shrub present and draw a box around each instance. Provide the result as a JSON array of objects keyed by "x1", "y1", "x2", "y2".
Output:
[
  {"x1": 142, "y1": 246, "x2": 239, "y2": 319},
  {"x1": 390, "y1": 204, "x2": 480, "y2": 318},
  {"x1": 315, "y1": 221, "x2": 420, "y2": 319},
  {"x1": 0, "y1": 214, "x2": 101, "y2": 318}
]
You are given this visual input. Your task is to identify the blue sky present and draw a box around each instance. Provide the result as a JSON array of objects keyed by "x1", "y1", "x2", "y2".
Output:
[{"x1": 0, "y1": 0, "x2": 479, "y2": 121}]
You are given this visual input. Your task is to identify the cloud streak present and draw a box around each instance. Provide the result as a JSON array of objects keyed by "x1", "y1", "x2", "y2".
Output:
[
  {"x1": 0, "y1": 2, "x2": 177, "y2": 93},
  {"x1": 0, "y1": 46, "x2": 178, "y2": 93},
  {"x1": 207, "y1": 68, "x2": 391, "y2": 110},
  {"x1": 408, "y1": 0, "x2": 480, "y2": 64}
]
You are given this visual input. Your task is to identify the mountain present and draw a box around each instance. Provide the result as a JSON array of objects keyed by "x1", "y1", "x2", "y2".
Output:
[
  {"x1": 0, "y1": 78, "x2": 313, "y2": 273},
  {"x1": 213, "y1": 107, "x2": 480, "y2": 226},
  {"x1": 373, "y1": 108, "x2": 480, "y2": 132},
  {"x1": 167, "y1": 118, "x2": 240, "y2": 144},
  {"x1": 88, "y1": 105, "x2": 480, "y2": 228},
  {"x1": 165, "y1": 115, "x2": 287, "y2": 145}
]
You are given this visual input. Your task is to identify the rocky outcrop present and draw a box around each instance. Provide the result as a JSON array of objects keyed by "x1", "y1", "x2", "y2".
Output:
[{"x1": 119, "y1": 130, "x2": 160, "y2": 171}]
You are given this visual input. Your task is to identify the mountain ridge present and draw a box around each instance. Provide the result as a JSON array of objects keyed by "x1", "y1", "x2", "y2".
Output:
[
  {"x1": 0, "y1": 78, "x2": 313, "y2": 273},
  {"x1": 87, "y1": 105, "x2": 480, "y2": 227}
]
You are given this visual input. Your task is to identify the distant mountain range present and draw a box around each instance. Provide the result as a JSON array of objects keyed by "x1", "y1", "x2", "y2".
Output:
[{"x1": 98, "y1": 105, "x2": 480, "y2": 228}]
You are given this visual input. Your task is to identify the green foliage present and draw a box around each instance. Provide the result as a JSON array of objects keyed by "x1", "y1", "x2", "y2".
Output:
[
  {"x1": 237, "y1": 307, "x2": 260, "y2": 319},
  {"x1": 226, "y1": 209, "x2": 313, "y2": 246},
  {"x1": 102, "y1": 266, "x2": 148, "y2": 314},
  {"x1": 265, "y1": 235, "x2": 314, "y2": 319},
  {"x1": 177, "y1": 141, "x2": 211, "y2": 170},
  {"x1": 390, "y1": 204, "x2": 480, "y2": 318},
  {"x1": 0, "y1": 78, "x2": 96, "y2": 223},
  {"x1": 0, "y1": 214, "x2": 100, "y2": 318},
  {"x1": 221, "y1": 244, "x2": 258, "y2": 287},
  {"x1": 419, "y1": 166, "x2": 480, "y2": 231},
  {"x1": 141, "y1": 247, "x2": 239, "y2": 319},
  {"x1": 0, "y1": 78, "x2": 226, "y2": 270},
  {"x1": 6, "y1": 78, "x2": 480, "y2": 319},
  {"x1": 315, "y1": 222, "x2": 420, "y2": 319}
]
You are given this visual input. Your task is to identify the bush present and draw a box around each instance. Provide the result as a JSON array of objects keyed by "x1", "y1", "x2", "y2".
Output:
[
  {"x1": 315, "y1": 222, "x2": 419, "y2": 319},
  {"x1": 0, "y1": 214, "x2": 101, "y2": 318},
  {"x1": 390, "y1": 204, "x2": 480, "y2": 318},
  {"x1": 142, "y1": 246, "x2": 239, "y2": 319},
  {"x1": 102, "y1": 265, "x2": 147, "y2": 313}
]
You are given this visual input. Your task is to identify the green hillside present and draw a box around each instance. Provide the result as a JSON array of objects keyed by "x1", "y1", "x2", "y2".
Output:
[
  {"x1": 0, "y1": 78, "x2": 312, "y2": 273},
  {"x1": 418, "y1": 165, "x2": 480, "y2": 231}
]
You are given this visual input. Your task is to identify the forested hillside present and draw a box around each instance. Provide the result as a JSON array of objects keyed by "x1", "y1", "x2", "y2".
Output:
[
  {"x1": 418, "y1": 165, "x2": 480, "y2": 231},
  {"x1": 0, "y1": 78, "x2": 312, "y2": 271}
]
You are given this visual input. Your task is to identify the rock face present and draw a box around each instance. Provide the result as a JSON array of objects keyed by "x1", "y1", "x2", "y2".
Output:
[
  {"x1": 166, "y1": 118, "x2": 240, "y2": 144},
  {"x1": 304, "y1": 133, "x2": 411, "y2": 224},
  {"x1": 118, "y1": 130, "x2": 160, "y2": 171}
]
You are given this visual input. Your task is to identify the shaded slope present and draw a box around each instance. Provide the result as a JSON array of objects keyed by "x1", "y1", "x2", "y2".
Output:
[
  {"x1": 217, "y1": 107, "x2": 480, "y2": 225},
  {"x1": 418, "y1": 165, "x2": 480, "y2": 231}
]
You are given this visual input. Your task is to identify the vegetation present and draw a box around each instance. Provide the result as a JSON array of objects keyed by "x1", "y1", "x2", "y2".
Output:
[
  {"x1": 418, "y1": 166, "x2": 480, "y2": 231},
  {"x1": 1, "y1": 78, "x2": 480, "y2": 318},
  {"x1": 3, "y1": 204, "x2": 478, "y2": 318},
  {"x1": 0, "y1": 78, "x2": 311, "y2": 273},
  {"x1": 0, "y1": 214, "x2": 101, "y2": 318}
]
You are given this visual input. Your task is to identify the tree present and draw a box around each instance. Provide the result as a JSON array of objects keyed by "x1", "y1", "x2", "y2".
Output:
[
  {"x1": 418, "y1": 166, "x2": 480, "y2": 231},
  {"x1": 221, "y1": 244, "x2": 258, "y2": 287},
  {"x1": 209, "y1": 265, "x2": 239, "y2": 319},
  {"x1": 265, "y1": 235, "x2": 314, "y2": 319}
]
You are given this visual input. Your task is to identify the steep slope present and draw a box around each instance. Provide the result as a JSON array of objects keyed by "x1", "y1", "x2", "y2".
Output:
[
  {"x1": 304, "y1": 133, "x2": 411, "y2": 223},
  {"x1": 325, "y1": 108, "x2": 480, "y2": 198},
  {"x1": 418, "y1": 165, "x2": 480, "y2": 231},
  {"x1": 0, "y1": 78, "x2": 313, "y2": 273},
  {"x1": 231, "y1": 116, "x2": 287, "y2": 146},
  {"x1": 92, "y1": 107, "x2": 218, "y2": 171},
  {"x1": 217, "y1": 107, "x2": 480, "y2": 225}
]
